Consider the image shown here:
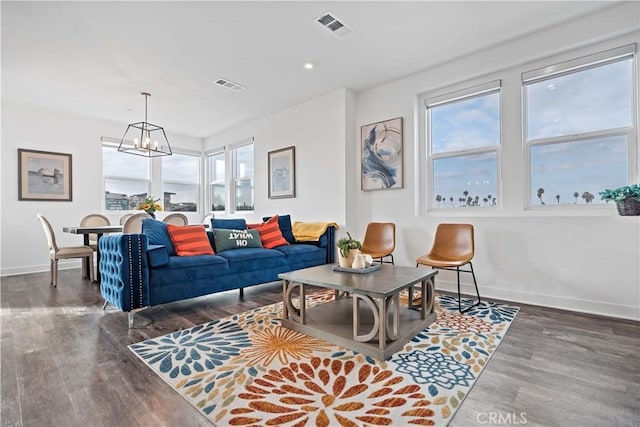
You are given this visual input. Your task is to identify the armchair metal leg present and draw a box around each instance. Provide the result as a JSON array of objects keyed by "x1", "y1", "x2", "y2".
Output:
[
  {"x1": 416, "y1": 262, "x2": 481, "y2": 314},
  {"x1": 458, "y1": 262, "x2": 481, "y2": 314}
]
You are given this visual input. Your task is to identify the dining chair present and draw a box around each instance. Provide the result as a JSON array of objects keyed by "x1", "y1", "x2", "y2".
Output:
[
  {"x1": 123, "y1": 212, "x2": 152, "y2": 234},
  {"x1": 201, "y1": 213, "x2": 215, "y2": 225},
  {"x1": 163, "y1": 213, "x2": 188, "y2": 226},
  {"x1": 80, "y1": 213, "x2": 111, "y2": 249},
  {"x1": 37, "y1": 213, "x2": 94, "y2": 287},
  {"x1": 416, "y1": 223, "x2": 481, "y2": 313},
  {"x1": 361, "y1": 222, "x2": 396, "y2": 265},
  {"x1": 119, "y1": 213, "x2": 134, "y2": 225}
]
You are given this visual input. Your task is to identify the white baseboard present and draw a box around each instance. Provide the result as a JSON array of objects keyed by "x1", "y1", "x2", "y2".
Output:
[
  {"x1": 1, "y1": 259, "x2": 83, "y2": 278},
  {"x1": 437, "y1": 280, "x2": 640, "y2": 321}
]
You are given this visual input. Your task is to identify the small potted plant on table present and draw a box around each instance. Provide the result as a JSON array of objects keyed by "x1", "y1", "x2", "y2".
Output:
[
  {"x1": 599, "y1": 184, "x2": 640, "y2": 216},
  {"x1": 337, "y1": 232, "x2": 362, "y2": 268}
]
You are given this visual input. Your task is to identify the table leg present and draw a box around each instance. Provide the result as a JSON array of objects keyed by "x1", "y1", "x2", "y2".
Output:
[
  {"x1": 95, "y1": 233, "x2": 104, "y2": 283},
  {"x1": 282, "y1": 280, "x2": 289, "y2": 320},
  {"x1": 379, "y1": 296, "x2": 387, "y2": 350},
  {"x1": 283, "y1": 281, "x2": 306, "y2": 324},
  {"x1": 82, "y1": 234, "x2": 90, "y2": 280}
]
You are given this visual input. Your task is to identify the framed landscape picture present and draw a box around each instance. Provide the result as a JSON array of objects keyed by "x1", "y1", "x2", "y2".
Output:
[
  {"x1": 268, "y1": 146, "x2": 296, "y2": 199},
  {"x1": 18, "y1": 149, "x2": 72, "y2": 201},
  {"x1": 361, "y1": 117, "x2": 403, "y2": 191}
]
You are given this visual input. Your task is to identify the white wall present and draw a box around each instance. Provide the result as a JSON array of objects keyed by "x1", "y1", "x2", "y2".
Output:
[
  {"x1": 1, "y1": 103, "x2": 202, "y2": 276},
  {"x1": 353, "y1": 3, "x2": 640, "y2": 319},
  {"x1": 204, "y1": 89, "x2": 349, "y2": 226}
]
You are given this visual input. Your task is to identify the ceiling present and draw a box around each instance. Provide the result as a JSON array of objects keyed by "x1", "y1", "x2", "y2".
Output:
[{"x1": 2, "y1": 1, "x2": 616, "y2": 138}]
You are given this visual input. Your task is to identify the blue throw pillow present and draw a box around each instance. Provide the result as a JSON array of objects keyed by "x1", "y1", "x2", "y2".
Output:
[
  {"x1": 212, "y1": 218, "x2": 247, "y2": 230},
  {"x1": 263, "y1": 214, "x2": 295, "y2": 244},
  {"x1": 142, "y1": 219, "x2": 176, "y2": 256}
]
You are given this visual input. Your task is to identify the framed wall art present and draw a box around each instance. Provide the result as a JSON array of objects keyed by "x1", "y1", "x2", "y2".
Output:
[
  {"x1": 268, "y1": 146, "x2": 296, "y2": 199},
  {"x1": 18, "y1": 149, "x2": 73, "y2": 201},
  {"x1": 361, "y1": 117, "x2": 403, "y2": 191}
]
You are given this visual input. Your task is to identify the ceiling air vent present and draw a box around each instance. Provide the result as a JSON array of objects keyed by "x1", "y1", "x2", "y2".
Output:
[
  {"x1": 316, "y1": 12, "x2": 351, "y2": 37},
  {"x1": 214, "y1": 77, "x2": 245, "y2": 92}
]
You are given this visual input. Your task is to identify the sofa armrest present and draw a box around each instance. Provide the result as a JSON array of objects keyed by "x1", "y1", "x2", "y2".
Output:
[
  {"x1": 99, "y1": 234, "x2": 150, "y2": 312},
  {"x1": 293, "y1": 225, "x2": 336, "y2": 264},
  {"x1": 147, "y1": 244, "x2": 170, "y2": 267}
]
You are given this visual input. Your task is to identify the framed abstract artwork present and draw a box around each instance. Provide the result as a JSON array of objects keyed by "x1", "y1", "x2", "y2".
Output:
[
  {"x1": 268, "y1": 146, "x2": 296, "y2": 199},
  {"x1": 18, "y1": 149, "x2": 73, "y2": 201},
  {"x1": 361, "y1": 117, "x2": 403, "y2": 191}
]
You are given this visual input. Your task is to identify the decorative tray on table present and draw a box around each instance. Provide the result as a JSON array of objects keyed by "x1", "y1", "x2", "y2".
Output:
[{"x1": 332, "y1": 264, "x2": 381, "y2": 274}]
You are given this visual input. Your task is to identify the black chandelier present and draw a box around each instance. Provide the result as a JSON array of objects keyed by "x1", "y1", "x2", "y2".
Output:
[{"x1": 118, "y1": 92, "x2": 172, "y2": 157}]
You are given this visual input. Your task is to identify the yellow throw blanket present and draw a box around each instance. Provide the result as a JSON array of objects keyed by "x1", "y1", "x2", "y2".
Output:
[{"x1": 293, "y1": 221, "x2": 339, "y2": 242}]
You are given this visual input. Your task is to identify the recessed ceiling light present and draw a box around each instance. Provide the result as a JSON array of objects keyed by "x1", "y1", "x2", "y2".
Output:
[{"x1": 303, "y1": 61, "x2": 316, "y2": 70}]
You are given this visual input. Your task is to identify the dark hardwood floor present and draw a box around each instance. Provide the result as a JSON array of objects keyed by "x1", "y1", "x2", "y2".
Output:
[{"x1": 1, "y1": 269, "x2": 638, "y2": 427}]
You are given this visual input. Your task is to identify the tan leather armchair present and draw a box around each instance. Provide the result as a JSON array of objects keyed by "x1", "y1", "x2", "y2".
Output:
[
  {"x1": 361, "y1": 222, "x2": 396, "y2": 265},
  {"x1": 37, "y1": 213, "x2": 94, "y2": 287},
  {"x1": 416, "y1": 223, "x2": 481, "y2": 313}
]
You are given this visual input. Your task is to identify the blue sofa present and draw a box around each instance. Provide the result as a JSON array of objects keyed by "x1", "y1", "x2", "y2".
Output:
[{"x1": 98, "y1": 216, "x2": 335, "y2": 326}]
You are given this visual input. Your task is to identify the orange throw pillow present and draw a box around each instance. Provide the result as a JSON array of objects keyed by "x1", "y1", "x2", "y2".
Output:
[
  {"x1": 253, "y1": 215, "x2": 289, "y2": 249},
  {"x1": 166, "y1": 224, "x2": 215, "y2": 256}
]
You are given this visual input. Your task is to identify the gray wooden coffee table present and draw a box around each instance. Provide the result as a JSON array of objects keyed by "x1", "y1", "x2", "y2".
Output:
[{"x1": 279, "y1": 264, "x2": 437, "y2": 360}]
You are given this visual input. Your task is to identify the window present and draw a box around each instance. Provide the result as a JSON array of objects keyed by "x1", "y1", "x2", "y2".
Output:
[
  {"x1": 426, "y1": 81, "x2": 501, "y2": 209},
  {"x1": 207, "y1": 151, "x2": 226, "y2": 212},
  {"x1": 102, "y1": 141, "x2": 150, "y2": 211},
  {"x1": 233, "y1": 142, "x2": 254, "y2": 211},
  {"x1": 162, "y1": 151, "x2": 200, "y2": 212},
  {"x1": 524, "y1": 44, "x2": 636, "y2": 207},
  {"x1": 206, "y1": 138, "x2": 254, "y2": 214}
]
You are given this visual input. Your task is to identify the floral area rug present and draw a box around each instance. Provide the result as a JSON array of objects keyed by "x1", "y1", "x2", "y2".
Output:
[{"x1": 129, "y1": 291, "x2": 519, "y2": 426}]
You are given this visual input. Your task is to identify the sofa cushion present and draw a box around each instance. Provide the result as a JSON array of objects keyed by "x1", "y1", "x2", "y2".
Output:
[
  {"x1": 147, "y1": 244, "x2": 170, "y2": 267},
  {"x1": 149, "y1": 254, "x2": 229, "y2": 287},
  {"x1": 214, "y1": 228, "x2": 262, "y2": 252},
  {"x1": 212, "y1": 218, "x2": 247, "y2": 230},
  {"x1": 216, "y1": 248, "x2": 287, "y2": 274},
  {"x1": 142, "y1": 219, "x2": 176, "y2": 256},
  {"x1": 251, "y1": 215, "x2": 289, "y2": 249},
  {"x1": 263, "y1": 214, "x2": 295, "y2": 244},
  {"x1": 273, "y1": 243, "x2": 325, "y2": 264},
  {"x1": 167, "y1": 224, "x2": 215, "y2": 256}
]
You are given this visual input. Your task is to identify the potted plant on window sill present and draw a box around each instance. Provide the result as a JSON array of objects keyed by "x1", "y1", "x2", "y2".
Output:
[
  {"x1": 599, "y1": 184, "x2": 640, "y2": 216},
  {"x1": 337, "y1": 232, "x2": 362, "y2": 268}
]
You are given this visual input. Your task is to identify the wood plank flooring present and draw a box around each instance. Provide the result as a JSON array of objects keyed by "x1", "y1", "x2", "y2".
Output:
[{"x1": 1, "y1": 269, "x2": 638, "y2": 427}]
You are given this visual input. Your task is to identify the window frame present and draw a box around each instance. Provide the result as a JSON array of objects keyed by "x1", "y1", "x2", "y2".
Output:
[
  {"x1": 101, "y1": 138, "x2": 151, "y2": 213},
  {"x1": 522, "y1": 44, "x2": 638, "y2": 210},
  {"x1": 206, "y1": 148, "x2": 227, "y2": 213},
  {"x1": 424, "y1": 80, "x2": 503, "y2": 212},
  {"x1": 205, "y1": 137, "x2": 254, "y2": 215},
  {"x1": 161, "y1": 148, "x2": 202, "y2": 214}
]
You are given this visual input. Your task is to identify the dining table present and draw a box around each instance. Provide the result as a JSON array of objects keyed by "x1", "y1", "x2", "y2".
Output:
[{"x1": 63, "y1": 225, "x2": 123, "y2": 283}]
